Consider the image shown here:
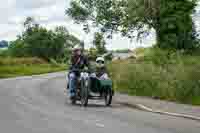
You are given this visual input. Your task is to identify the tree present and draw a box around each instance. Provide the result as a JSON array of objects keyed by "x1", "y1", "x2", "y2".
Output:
[
  {"x1": 158, "y1": 0, "x2": 198, "y2": 50},
  {"x1": 9, "y1": 17, "x2": 81, "y2": 62},
  {"x1": 66, "y1": 0, "x2": 198, "y2": 50},
  {"x1": 55, "y1": 26, "x2": 80, "y2": 48},
  {"x1": 8, "y1": 39, "x2": 27, "y2": 57},
  {"x1": 0, "y1": 40, "x2": 8, "y2": 48},
  {"x1": 80, "y1": 41, "x2": 85, "y2": 50},
  {"x1": 23, "y1": 27, "x2": 58, "y2": 60},
  {"x1": 93, "y1": 32, "x2": 107, "y2": 55},
  {"x1": 23, "y1": 17, "x2": 38, "y2": 30},
  {"x1": 88, "y1": 47, "x2": 98, "y2": 60}
]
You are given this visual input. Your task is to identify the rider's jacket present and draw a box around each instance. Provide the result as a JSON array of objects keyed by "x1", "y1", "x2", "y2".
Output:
[
  {"x1": 96, "y1": 67, "x2": 108, "y2": 78},
  {"x1": 70, "y1": 54, "x2": 90, "y2": 70}
]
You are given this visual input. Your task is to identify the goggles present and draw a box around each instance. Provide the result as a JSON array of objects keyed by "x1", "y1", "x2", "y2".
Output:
[{"x1": 96, "y1": 60, "x2": 104, "y2": 64}]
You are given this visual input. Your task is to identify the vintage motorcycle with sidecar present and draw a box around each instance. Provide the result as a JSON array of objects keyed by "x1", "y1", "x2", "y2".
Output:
[{"x1": 67, "y1": 69, "x2": 114, "y2": 107}]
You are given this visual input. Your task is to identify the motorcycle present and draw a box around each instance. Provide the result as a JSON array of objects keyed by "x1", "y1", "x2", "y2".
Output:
[{"x1": 67, "y1": 69, "x2": 114, "y2": 107}]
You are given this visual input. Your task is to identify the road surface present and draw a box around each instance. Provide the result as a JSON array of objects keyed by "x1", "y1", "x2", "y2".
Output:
[{"x1": 0, "y1": 72, "x2": 199, "y2": 133}]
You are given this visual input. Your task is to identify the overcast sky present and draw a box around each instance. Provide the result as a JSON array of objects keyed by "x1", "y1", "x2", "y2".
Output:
[{"x1": 0, "y1": 0, "x2": 199, "y2": 50}]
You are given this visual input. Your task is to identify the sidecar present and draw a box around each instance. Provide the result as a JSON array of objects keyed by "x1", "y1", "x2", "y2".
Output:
[{"x1": 80, "y1": 76, "x2": 114, "y2": 107}]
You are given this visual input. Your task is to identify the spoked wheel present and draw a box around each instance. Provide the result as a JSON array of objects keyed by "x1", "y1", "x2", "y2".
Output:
[
  {"x1": 71, "y1": 98, "x2": 76, "y2": 105},
  {"x1": 81, "y1": 79, "x2": 89, "y2": 107},
  {"x1": 104, "y1": 89, "x2": 112, "y2": 106}
]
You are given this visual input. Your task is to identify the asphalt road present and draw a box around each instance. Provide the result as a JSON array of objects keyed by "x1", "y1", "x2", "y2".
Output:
[{"x1": 0, "y1": 72, "x2": 199, "y2": 133}]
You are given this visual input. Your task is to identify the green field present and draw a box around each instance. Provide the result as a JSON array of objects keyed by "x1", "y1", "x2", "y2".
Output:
[
  {"x1": 0, "y1": 57, "x2": 67, "y2": 78},
  {"x1": 109, "y1": 48, "x2": 200, "y2": 105}
]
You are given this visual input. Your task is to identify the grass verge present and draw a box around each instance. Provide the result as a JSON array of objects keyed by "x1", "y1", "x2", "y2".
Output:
[
  {"x1": 108, "y1": 48, "x2": 200, "y2": 105},
  {"x1": 0, "y1": 57, "x2": 67, "y2": 78}
]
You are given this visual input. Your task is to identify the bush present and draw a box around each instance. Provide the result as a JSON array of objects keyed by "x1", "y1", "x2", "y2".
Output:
[
  {"x1": 8, "y1": 39, "x2": 28, "y2": 57},
  {"x1": 0, "y1": 50, "x2": 9, "y2": 57}
]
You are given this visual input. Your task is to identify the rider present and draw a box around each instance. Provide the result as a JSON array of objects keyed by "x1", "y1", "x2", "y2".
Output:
[
  {"x1": 91, "y1": 57, "x2": 110, "y2": 80},
  {"x1": 68, "y1": 45, "x2": 90, "y2": 99}
]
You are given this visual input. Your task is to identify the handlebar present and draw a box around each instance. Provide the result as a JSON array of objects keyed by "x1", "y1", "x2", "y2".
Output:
[{"x1": 71, "y1": 68, "x2": 91, "y2": 73}]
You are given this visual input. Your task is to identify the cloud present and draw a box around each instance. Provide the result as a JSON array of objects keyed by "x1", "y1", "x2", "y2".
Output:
[
  {"x1": 15, "y1": 0, "x2": 56, "y2": 10},
  {"x1": 0, "y1": 0, "x2": 69, "y2": 39},
  {"x1": 0, "y1": 23, "x2": 21, "y2": 40}
]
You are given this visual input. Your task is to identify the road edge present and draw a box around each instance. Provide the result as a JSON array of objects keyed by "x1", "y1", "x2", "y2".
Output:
[{"x1": 116, "y1": 100, "x2": 200, "y2": 121}]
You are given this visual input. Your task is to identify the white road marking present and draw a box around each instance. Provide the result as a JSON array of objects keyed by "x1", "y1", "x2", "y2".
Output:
[{"x1": 95, "y1": 123, "x2": 105, "y2": 128}]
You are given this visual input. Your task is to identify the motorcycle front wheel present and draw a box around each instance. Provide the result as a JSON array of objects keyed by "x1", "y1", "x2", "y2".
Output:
[{"x1": 80, "y1": 78, "x2": 89, "y2": 107}]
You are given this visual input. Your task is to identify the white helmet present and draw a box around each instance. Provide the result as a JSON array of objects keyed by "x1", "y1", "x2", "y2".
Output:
[
  {"x1": 96, "y1": 57, "x2": 105, "y2": 62},
  {"x1": 96, "y1": 57, "x2": 105, "y2": 68}
]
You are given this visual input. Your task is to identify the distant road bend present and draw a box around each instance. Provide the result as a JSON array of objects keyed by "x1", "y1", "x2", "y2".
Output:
[{"x1": 0, "y1": 72, "x2": 199, "y2": 133}]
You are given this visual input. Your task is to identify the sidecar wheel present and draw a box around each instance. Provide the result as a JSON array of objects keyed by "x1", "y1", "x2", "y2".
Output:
[{"x1": 105, "y1": 89, "x2": 112, "y2": 106}]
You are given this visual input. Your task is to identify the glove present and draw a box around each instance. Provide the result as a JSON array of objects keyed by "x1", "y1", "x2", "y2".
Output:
[{"x1": 90, "y1": 73, "x2": 96, "y2": 78}]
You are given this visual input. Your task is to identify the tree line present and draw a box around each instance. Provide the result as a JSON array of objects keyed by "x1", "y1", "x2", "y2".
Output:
[
  {"x1": 1, "y1": 16, "x2": 109, "y2": 62},
  {"x1": 3, "y1": 17, "x2": 80, "y2": 63}
]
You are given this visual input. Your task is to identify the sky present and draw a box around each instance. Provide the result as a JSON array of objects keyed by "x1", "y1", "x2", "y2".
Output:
[{"x1": 0, "y1": 0, "x2": 199, "y2": 50}]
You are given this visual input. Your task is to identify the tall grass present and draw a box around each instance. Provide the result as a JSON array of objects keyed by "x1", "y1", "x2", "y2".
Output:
[{"x1": 109, "y1": 48, "x2": 200, "y2": 105}]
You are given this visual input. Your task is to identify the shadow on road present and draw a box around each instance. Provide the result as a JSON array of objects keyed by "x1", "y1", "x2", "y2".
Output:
[{"x1": 65, "y1": 100, "x2": 122, "y2": 109}]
